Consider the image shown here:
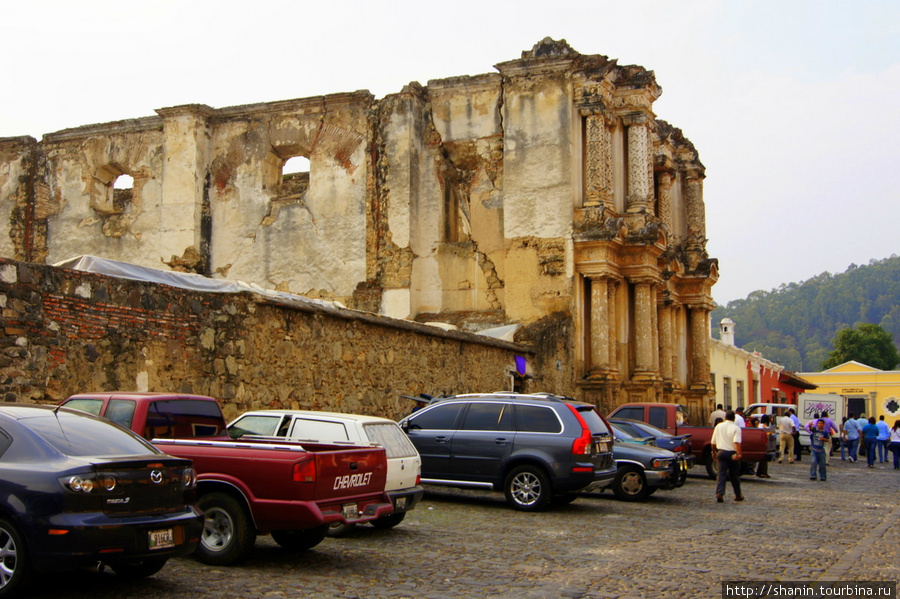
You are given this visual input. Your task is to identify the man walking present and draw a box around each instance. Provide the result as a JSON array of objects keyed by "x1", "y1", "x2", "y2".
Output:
[
  {"x1": 789, "y1": 408, "x2": 803, "y2": 462},
  {"x1": 709, "y1": 404, "x2": 726, "y2": 426},
  {"x1": 876, "y1": 415, "x2": 890, "y2": 463},
  {"x1": 844, "y1": 412, "x2": 861, "y2": 463},
  {"x1": 777, "y1": 412, "x2": 795, "y2": 464},
  {"x1": 809, "y1": 419, "x2": 831, "y2": 481},
  {"x1": 711, "y1": 410, "x2": 744, "y2": 503}
]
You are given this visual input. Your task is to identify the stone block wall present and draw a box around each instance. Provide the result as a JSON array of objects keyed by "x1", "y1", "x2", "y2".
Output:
[{"x1": 0, "y1": 259, "x2": 532, "y2": 421}]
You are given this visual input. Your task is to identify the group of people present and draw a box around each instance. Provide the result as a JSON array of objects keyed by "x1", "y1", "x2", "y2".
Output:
[
  {"x1": 839, "y1": 412, "x2": 900, "y2": 469},
  {"x1": 708, "y1": 403, "x2": 900, "y2": 504}
]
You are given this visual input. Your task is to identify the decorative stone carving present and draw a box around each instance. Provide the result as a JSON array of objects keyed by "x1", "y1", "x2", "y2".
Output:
[
  {"x1": 626, "y1": 120, "x2": 653, "y2": 212},
  {"x1": 583, "y1": 112, "x2": 613, "y2": 209}
]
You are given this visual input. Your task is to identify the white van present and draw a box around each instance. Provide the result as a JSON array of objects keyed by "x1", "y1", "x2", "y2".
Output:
[
  {"x1": 743, "y1": 403, "x2": 797, "y2": 421},
  {"x1": 228, "y1": 410, "x2": 423, "y2": 534}
]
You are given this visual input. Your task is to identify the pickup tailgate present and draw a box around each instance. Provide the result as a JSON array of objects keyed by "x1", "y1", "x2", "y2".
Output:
[{"x1": 154, "y1": 438, "x2": 391, "y2": 532}]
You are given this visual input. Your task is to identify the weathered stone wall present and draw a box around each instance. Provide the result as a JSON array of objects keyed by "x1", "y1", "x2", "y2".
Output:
[
  {"x1": 0, "y1": 39, "x2": 719, "y2": 411},
  {"x1": 0, "y1": 258, "x2": 533, "y2": 421}
]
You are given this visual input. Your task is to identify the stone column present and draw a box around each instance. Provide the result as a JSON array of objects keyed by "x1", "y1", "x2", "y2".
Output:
[
  {"x1": 589, "y1": 276, "x2": 610, "y2": 373},
  {"x1": 690, "y1": 305, "x2": 712, "y2": 389},
  {"x1": 632, "y1": 279, "x2": 659, "y2": 379},
  {"x1": 155, "y1": 104, "x2": 214, "y2": 270},
  {"x1": 656, "y1": 170, "x2": 674, "y2": 230},
  {"x1": 582, "y1": 110, "x2": 613, "y2": 209},
  {"x1": 658, "y1": 301, "x2": 674, "y2": 381},
  {"x1": 624, "y1": 113, "x2": 653, "y2": 213},
  {"x1": 684, "y1": 167, "x2": 706, "y2": 248}
]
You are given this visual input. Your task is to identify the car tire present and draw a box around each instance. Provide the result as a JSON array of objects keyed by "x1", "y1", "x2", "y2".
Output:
[
  {"x1": 271, "y1": 525, "x2": 328, "y2": 551},
  {"x1": 326, "y1": 522, "x2": 357, "y2": 538},
  {"x1": 503, "y1": 465, "x2": 551, "y2": 512},
  {"x1": 195, "y1": 492, "x2": 257, "y2": 566},
  {"x1": 370, "y1": 512, "x2": 406, "y2": 530},
  {"x1": 109, "y1": 558, "x2": 168, "y2": 580},
  {"x1": 0, "y1": 518, "x2": 32, "y2": 598},
  {"x1": 612, "y1": 467, "x2": 650, "y2": 502},
  {"x1": 705, "y1": 450, "x2": 719, "y2": 479}
]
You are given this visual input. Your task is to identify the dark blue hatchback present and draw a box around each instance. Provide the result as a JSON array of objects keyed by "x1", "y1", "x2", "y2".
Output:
[{"x1": 0, "y1": 403, "x2": 203, "y2": 596}]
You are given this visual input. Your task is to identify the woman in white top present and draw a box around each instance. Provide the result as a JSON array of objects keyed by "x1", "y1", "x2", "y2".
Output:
[{"x1": 888, "y1": 420, "x2": 900, "y2": 470}]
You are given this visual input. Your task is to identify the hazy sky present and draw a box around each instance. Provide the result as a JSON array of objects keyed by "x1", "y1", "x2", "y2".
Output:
[{"x1": 2, "y1": 0, "x2": 897, "y2": 305}]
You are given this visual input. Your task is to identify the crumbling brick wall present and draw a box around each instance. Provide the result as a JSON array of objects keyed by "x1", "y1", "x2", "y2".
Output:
[{"x1": 0, "y1": 258, "x2": 533, "y2": 421}]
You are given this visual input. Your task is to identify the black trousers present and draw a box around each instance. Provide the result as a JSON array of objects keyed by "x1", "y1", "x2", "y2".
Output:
[{"x1": 715, "y1": 450, "x2": 742, "y2": 497}]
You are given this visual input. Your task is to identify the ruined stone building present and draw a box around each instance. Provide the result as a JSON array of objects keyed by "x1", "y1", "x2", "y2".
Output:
[{"x1": 0, "y1": 39, "x2": 717, "y2": 414}]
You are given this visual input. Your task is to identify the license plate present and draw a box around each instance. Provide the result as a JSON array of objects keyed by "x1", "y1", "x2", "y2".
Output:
[
  {"x1": 148, "y1": 528, "x2": 175, "y2": 550},
  {"x1": 395, "y1": 496, "x2": 407, "y2": 511},
  {"x1": 342, "y1": 503, "x2": 359, "y2": 520},
  {"x1": 596, "y1": 442, "x2": 609, "y2": 453}
]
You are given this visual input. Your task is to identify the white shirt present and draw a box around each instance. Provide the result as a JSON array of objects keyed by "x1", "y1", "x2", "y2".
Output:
[
  {"x1": 734, "y1": 413, "x2": 746, "y2": 428},
  {"x1": 709, "y1": 409, "x2": 726, "y2": 426},
  {"x1": 777, "y1": 415, "x2": 795, "y2": 435},
  {"x1": 712, "y1": 420, "x2": 743, "y2": 452},
  {"x1": 890, "y1": 428, "x2": 900, "y2": 444}
]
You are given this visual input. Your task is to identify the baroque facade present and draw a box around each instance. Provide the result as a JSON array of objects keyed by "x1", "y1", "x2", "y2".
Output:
[{"x1": 0, "y1": 39, "x2": 717, "y2": 413}]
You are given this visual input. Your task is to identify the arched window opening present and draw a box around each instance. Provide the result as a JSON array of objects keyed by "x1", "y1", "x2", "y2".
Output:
[
  {"x1": 281, "y1": 155, "x2": 310, "y2": 200},
  {"x1": 114, "y1": 174, "x2": 134, "y2": 190},
  {"x1": 111, "y1": 173, "x2": 134, "y2": 213}
]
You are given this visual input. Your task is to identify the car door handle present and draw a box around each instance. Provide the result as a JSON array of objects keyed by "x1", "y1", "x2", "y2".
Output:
[
  {"x1": 495, "y1": 438, "x2": 510, "y2": 445},
  {"x1": 434, "y1": 436, "x2": 450, "y2": 443}
]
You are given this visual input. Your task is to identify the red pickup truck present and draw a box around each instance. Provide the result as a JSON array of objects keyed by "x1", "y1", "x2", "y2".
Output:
[
  {"x1": 61, "y1": 393, "x2": 394, "y2": 565},
  {"x1": 608, "y1": 403, "x2": 778, "y2": 479}
]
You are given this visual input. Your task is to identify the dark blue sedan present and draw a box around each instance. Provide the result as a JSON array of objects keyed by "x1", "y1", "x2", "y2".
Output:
[
  {"x1": 610, "y1": 418, "x2": 694, "y2": 460},
  {"x1": 0, "y1": 403, "x2": 203, "y2": 596}
]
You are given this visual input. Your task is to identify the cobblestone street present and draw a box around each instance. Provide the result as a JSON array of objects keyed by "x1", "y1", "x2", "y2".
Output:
[{"x1": 29, "y1": 458, "x2": 900, "y2": 599}]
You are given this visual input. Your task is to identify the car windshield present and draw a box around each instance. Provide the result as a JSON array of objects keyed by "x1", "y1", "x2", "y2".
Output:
[
  {"x1": 611, "y1": 424, "x2": 638, "y2": 440},
  {"x1": 27, "y1": 410, "x2": 161, "y2": 457},
  {"x1": 364, "y1": 422, "x2": 419, "y2": 458},
  {"x1": 630, "y1": 421, "x2": 669, "y2": 438}
]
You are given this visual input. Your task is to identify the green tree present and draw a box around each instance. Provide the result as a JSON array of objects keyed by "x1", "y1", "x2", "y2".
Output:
[{"x1": 821, "y1": 323, "x2": 900, "y2": 370}]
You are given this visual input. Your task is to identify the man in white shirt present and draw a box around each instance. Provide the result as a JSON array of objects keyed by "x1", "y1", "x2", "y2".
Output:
[
  {"x1": 711, "y1": 411, "x2": 744, "y2": 503},
  {"x1": 777, "y1": 414, "x2": 795, "y2": 464},
  {"x1": 709, "y1": 404, "x2": 726, "y2": 426},
  {"x1": 734, "y1": 407, "x2": 746, "y2": 428}
]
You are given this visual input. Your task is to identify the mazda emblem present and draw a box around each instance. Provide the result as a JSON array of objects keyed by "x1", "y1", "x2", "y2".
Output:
[{"x1": 150, "y1": 470, "x2": 163, "y2": 484}]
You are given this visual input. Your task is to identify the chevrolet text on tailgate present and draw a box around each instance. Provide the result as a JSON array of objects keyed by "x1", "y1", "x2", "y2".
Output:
[
  {"x1": 60, "y1": 393, "x2": 394, "y2": 565},
  {"x1": 152, "y1": 437, "x2": 392, "y2": 565}
]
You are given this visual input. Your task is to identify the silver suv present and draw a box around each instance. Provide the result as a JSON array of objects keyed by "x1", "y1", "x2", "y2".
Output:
[{"x1": 399, "y1": 393, "x2": 616, "y2": 511}]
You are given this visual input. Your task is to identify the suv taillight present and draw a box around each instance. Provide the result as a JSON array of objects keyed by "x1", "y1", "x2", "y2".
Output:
[{"x1": 567, "y1": 404, "x2": 593, "y2": 456}]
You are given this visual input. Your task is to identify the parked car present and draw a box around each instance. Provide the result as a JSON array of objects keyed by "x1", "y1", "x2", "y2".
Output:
[
  {"x1": 61, "y1": 392, "x2": 395, "y2": 565},
  {"x1": 603, "y1": 439, "x2": 689, "y2": 502},
  {"x1": 60, "y1": 392, "x2": 226, "y2": 438},
  {"x1": 610, "y1": 423, "x2": 656, "y2": 446},
  {"x1": 227, "y1": 409, "x2": 423, "y2": 534},
  {"x1": 609, "y1": 403, "x2": 777, "y2": 478},
  {"x1": 0, "y1": 403, "x2": 202, "y2": 597},
  {"x1": 610, "y1": 418, "x2": 695, "y2": 462},
  {"x1": 398, "y1": 392, "x2": 617, "y2": 511}
]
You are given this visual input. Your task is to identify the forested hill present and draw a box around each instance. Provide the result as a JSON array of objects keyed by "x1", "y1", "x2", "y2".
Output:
[{"x1": 710, "y1": 255, "x2": 900, "y2": 372}]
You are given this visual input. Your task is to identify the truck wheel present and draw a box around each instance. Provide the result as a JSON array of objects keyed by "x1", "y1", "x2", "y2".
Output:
[
  {"x1": 326, "y1": 522, "x2": 357, "y2": 538},
  {"x1": 370, "y1": 512, "x2": 406, "y2": 529},
  {"x1": 271, "y1": 525, "x2": 328, "y2": 551},
  {"x1": 504, "y1": 465, "x2": 551, "y2": 511},
  {"x1": 0, "y1": 518, "x2": 32, "y2": 598},
  {"x1": 612, "y1": 467, "x2": 650, "y2": 502},
  {"x1": 196, "y1": 492, "x2": 256, "y2": 566},
  {"x1": 705, "y1": 451, "x2": 719, "y2": 479},
  {"x1": 109, "y1": 558, "x2": 168, "y2": 580}
]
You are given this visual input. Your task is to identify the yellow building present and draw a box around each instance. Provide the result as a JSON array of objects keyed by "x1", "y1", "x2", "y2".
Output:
[
  {"x1": 798, "y1": 361, "x2": 900, "y2": 423},
  {"x1": 709, "y1": 318, "x2": 783, "y2": 410}
]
